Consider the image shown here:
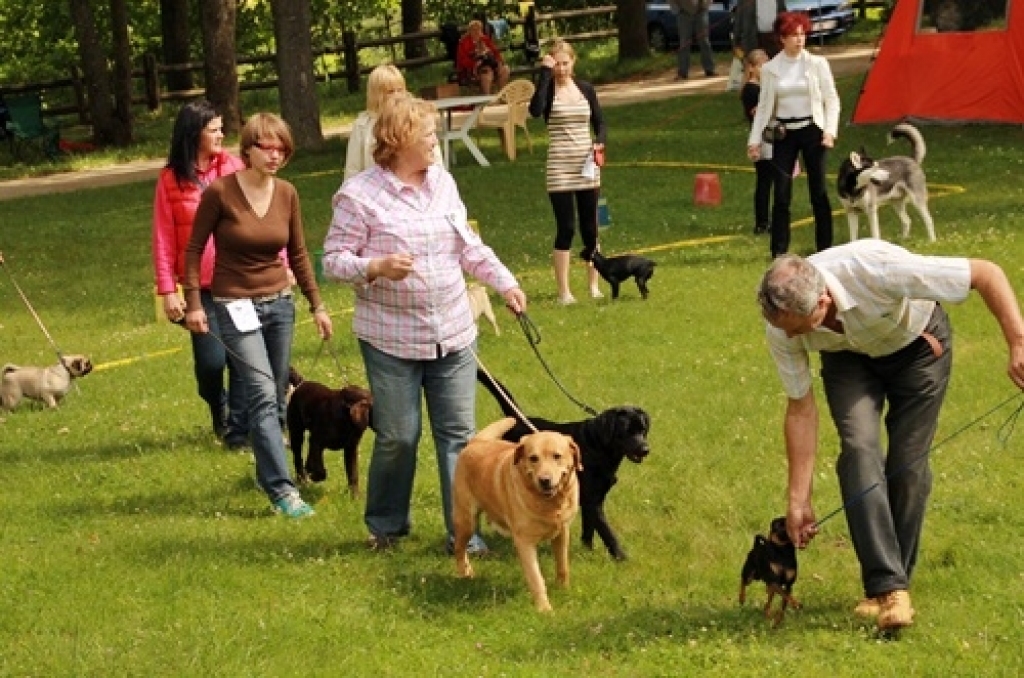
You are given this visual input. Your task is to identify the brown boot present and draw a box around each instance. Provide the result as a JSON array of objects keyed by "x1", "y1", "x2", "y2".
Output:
[{"x1": 877, "y1": 590, "x2": 914, "y2": 630}]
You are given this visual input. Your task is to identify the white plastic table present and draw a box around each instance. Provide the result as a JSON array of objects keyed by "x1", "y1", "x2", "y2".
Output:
[{"x1": 432, "y1": 94, "x2": 496, "y2": 169}]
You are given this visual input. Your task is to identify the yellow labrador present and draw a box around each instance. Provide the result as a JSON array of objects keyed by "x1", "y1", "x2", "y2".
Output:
[{"x1": 452, "y1": 417, "x2": 582, "y2": 612}]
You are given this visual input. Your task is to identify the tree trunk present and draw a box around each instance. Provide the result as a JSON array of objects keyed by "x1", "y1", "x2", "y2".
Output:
[
  {"x1": 200, "y1": 0, "x2": 241, "y2": 136},
  {"x1": 401, "y1": 0, "x2": 427, "y2": 60},
  {"x1": 68, "y1": 0, "x2": 117, "y2": 145},
  {"x1": 271, "y1": 0, "x2": 324, "y2": 150},
  {"x1": 160, "y1": 0, "x2": 193, "y2": 91},
  {"x1": 616, "y1": 0, "x2": 649, "y2": 61},
  {"x1": 109, "y1": 0, "x2": 134, "y2": 146}
]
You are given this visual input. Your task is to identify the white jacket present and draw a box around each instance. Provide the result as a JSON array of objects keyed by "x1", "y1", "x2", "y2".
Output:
[{"x1": 747, "y1": 50, "x2": 840, "y2": 147}]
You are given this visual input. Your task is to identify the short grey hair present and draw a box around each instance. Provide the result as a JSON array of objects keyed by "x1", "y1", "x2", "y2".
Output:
[{"x1": 757, "y1": 254, "x2": 825, "y2": 318}]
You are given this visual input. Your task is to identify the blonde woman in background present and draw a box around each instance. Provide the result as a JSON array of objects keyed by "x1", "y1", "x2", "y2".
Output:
[
  {"x1": 344, "y1": 64, "x2": 441, "y2": 181},
  {"x1": 528, "y1": 38, "x2": 605, "y2": 305}
]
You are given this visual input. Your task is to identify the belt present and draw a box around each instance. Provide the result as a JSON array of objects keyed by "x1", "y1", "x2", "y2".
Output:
[
  {"x1": 777, "y1": 116, "x2": 813, "y2": 130},
  {"x1": 214, "y1": 288, "x2": 293, "y2": 304}
]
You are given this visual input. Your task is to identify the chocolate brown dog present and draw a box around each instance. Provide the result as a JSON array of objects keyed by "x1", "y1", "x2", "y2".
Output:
[
  {"x1": 285, "y1": 374, "x2": 373, "y2": 496},
  {"x1": 477, "y1": 369, "x2": 651, "y2": 561},
  {"x1": 590, "y1": 250, "x2": 656, "y2": 300},
  {"x1": 1, "y1": 354, "x2": 93, "y2": 410},
  {"x1": 739, "y1": 516, "x2": 801, "y2": 624}
]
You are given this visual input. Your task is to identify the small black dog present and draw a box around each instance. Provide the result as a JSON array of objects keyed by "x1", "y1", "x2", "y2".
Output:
[
  {"x1": 285, "y1": 371, "x2": 373, "y2": 496},
  {"x1": 739, "y1": 516, "x2": 800, "y2": 624},
  {"x1": 477, "y1": 369, "x2": 651, "y2": 561},
  {"x1": 590, "y1": 250, "x2": 656, "y2": 300}
]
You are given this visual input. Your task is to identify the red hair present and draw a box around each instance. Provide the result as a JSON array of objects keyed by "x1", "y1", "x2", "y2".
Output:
[{"x1": 774, "y1": 11, "x2": 811, "y2": 38}]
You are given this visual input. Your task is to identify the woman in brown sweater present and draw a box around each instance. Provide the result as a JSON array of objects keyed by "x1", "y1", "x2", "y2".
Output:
[{"x1": 184, "y1": 112, "x2": 332, "y2": 519}]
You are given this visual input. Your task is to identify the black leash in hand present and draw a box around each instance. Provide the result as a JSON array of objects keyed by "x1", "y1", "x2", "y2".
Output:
[
  {"x1": 813, "y1": 391, "x2": 1024, "y2": 530},
  {"x1": 516, "y1": 312, "x2": 598, "y2": 417}
]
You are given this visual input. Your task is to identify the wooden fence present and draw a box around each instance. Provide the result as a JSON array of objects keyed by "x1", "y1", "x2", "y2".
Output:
[
  {"x1": 0, "y1": 5, "x2": 616, "y2": 125},
  {"x1": 1, "y1": 1, "x2": 888, "y2": 124}
]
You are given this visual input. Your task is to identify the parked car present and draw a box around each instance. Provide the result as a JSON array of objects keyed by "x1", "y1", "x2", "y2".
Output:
[{"x1": 646, "y1": 0, "x2": 855, "y2": 52}]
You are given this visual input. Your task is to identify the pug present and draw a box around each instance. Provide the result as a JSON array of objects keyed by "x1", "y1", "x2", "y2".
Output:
[{"x1": 1, "y1": 354, "x2": 93, "y2": 410}]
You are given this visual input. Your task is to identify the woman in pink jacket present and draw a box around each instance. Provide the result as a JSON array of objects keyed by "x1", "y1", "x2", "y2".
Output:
[{"x1": 152, "y1": 100, "x2": 248, "y2": 447}]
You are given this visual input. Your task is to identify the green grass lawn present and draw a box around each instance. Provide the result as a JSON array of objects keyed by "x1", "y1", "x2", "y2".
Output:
[{"x1": 2, "y1": 73, "x2": 1024, "y2": 676}]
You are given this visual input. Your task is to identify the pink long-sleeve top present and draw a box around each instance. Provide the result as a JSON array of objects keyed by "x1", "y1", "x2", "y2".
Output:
[
  {"x1": 323, "y1": 163, "x2": 519, "y2": 361},
  {"x1": 152, "y1": 151, "x2": 245, "y2": 294}
]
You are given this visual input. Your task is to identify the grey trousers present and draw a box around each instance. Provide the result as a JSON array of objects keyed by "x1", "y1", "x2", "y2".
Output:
[{"x1": 820, "y1": 304, "x2": 952, "y2": 598}]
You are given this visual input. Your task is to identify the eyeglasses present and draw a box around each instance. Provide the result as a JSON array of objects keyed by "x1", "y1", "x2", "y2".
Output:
[{"x1": 253, "y1": 141, "x2": 287, "y2": 155}]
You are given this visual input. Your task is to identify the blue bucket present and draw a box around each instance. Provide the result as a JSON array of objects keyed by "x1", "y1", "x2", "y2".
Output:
[{"x1": 597, "y1": 196, "x2": 611, "y2": 228}]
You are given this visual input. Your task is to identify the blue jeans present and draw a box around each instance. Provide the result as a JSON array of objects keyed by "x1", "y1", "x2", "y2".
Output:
[
  {"x1": 193, "y1": 290, "x2": 248, "y2": 444},
  {"x1": 359, "y1": 340, "x2": 476, "y2": 539},
  {"x1": 821, "y1": 304, "x2": 952, "y2": 597},
  {"x1": 675, "y1": 10, "x2": 715, "y2": 78},
  {"x1": 213, "y1": 294, "x2": 296, "y2": 502}
]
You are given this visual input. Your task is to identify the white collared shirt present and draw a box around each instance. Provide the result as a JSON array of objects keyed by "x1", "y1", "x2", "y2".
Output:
[{"x1": 767, "y1": 239, "x2": 971, "y2": 398}]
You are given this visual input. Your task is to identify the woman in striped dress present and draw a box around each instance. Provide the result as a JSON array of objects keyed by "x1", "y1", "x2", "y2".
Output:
[{"x1": 529, "y1": 38, "x2": 607, "y2": 305}]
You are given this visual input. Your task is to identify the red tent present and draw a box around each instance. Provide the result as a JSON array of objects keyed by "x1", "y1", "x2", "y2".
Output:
[{"x1": 852, "y1": 0, "x2": 1024, "y2": 124}]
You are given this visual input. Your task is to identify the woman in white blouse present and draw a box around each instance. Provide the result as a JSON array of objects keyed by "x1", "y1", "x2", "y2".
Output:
[{"x1": 746, "y1": 12, "x2": 840, "y2": 260}]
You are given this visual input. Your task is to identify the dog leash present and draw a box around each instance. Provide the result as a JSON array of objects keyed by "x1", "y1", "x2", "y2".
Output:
[
  {"x1": 813, "y1": 390, "x2": 1024, "y2": 530},
  {"x1": 516, "y1": 312, "x2": 598, "y2": 417},
  {"x1": 471, "y1": 347, "x2": 539, "y2": 434},
  {"x1": 0, "y1": 251, "x2": 79, "y2": 393},
  {"x1": 310, "y1": 337, "x2": 353, "y2": 385}
]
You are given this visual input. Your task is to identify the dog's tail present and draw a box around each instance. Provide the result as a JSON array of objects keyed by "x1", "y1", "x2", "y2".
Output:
[
  {"x1": 476, "y1": 368, "x2": 521, "y2": 420},
  {"x1": 889, "y1": 122, "x2": 926, "y2": 165}
]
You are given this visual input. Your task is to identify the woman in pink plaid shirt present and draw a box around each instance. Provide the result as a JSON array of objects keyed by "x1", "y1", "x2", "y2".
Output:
[{"x1": 323, "y1": 94, "x2": 527, "y2": 553}]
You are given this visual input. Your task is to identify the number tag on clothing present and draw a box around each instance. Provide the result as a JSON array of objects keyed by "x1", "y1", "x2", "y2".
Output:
[
  {"x1": 581, "y1": 153, "x2": 597, "y2": 180},
  {"x1": 225, "y1": 299, "x2": 261, "y2": 332}
]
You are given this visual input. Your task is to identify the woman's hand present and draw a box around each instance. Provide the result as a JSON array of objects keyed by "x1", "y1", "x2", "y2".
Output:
[
  {"x1": 368, "y1": 253, "x2": 415, "y2": 282},
  {"x1": 821, "y1": 133, "x2": 835, "y2": 149},
  {"x1": 540, "y1": 54, "x2": 556, "y2": 69},
  {"x1": 313, "y1": 310, "x2": 333, "y2": 340},
  {"x1": 747, "y1": 144, "x2": 761, "y2": 161},
  {"x1": 503, "y1": 287, "x2": 527, "y2": 316},
  {"x1": 184, "y1": 309, "x2": 208, "y2": 334},
  {"x1": 162, "y1": 291, "x2": 185, "y2": 323}
]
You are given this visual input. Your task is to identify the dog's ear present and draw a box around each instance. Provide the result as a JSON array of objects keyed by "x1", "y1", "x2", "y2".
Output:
[
  {"x1": 513, "y1": 443, "x2": 526, "y2": 465},
  {"x1": 350, "y1": 399, "x2": 371, "y2": 429},
  {"x1": 569, "y1": 440, "x2": 583, "y2": 472},
  {"x1": 849, "y1": 151, "x2": 863, "y2": 169}
]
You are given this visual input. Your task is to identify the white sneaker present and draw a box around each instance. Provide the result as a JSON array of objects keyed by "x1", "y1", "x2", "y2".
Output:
[{"x1": 557, "y1": 293, "x2": 577, "y2": 306}]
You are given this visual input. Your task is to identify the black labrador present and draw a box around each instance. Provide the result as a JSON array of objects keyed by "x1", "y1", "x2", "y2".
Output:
[{"x1": 476, "y1": 369, "x2": 651, "y2": 561}]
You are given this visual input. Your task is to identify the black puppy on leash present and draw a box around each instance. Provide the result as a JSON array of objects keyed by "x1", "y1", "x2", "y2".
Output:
[{"x1": 587, "y1": 248, "x2": 656, "y2": 300}]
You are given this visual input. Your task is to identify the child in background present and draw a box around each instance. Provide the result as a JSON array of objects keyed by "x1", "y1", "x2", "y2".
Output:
[{"x1": 741, "y1": 49, "x2": 772, "y2": 235}]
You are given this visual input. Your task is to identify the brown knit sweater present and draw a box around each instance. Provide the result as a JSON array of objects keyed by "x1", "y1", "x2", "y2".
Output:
[{"x1": 183, "y1": 174, "x2": 322, "y2": 313}]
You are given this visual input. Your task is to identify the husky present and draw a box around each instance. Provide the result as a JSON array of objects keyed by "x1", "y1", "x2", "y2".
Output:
[{"x1": 837, "y1": 122, "x2": 936, "y2": 243}]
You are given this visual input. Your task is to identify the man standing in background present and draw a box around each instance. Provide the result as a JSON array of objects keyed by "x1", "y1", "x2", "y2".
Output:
[
  {"x1": 669, "y1": 0, "x2": 716, "y2": 79},
  {"x1": 734, "y1": 0, "x2": 787, "y2": 58}
]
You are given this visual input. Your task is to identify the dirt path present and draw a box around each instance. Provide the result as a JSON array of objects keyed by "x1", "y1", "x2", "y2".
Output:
[{"x1": 0, "y1": 46, "x2": 872, "y2": 202}]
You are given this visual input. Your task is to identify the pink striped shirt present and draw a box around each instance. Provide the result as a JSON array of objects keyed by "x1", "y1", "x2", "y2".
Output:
[{"x1": 323, "y1": 164, "x2": 519, "y2": 360}]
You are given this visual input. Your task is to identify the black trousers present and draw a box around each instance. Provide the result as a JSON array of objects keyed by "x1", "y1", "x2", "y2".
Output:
[{"x1": 768, "y1": 124, "x2": 833, "y2": 258}]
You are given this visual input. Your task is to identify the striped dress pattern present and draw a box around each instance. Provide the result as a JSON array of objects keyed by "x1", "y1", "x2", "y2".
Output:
[{"x1": 545, "y1": 97, "x2": 600, "y2": 193}]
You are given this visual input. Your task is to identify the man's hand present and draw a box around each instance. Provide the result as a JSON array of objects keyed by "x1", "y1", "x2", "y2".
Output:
[{"x1": 786, "y1": 502, "x2": 819, "y2": 549}]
